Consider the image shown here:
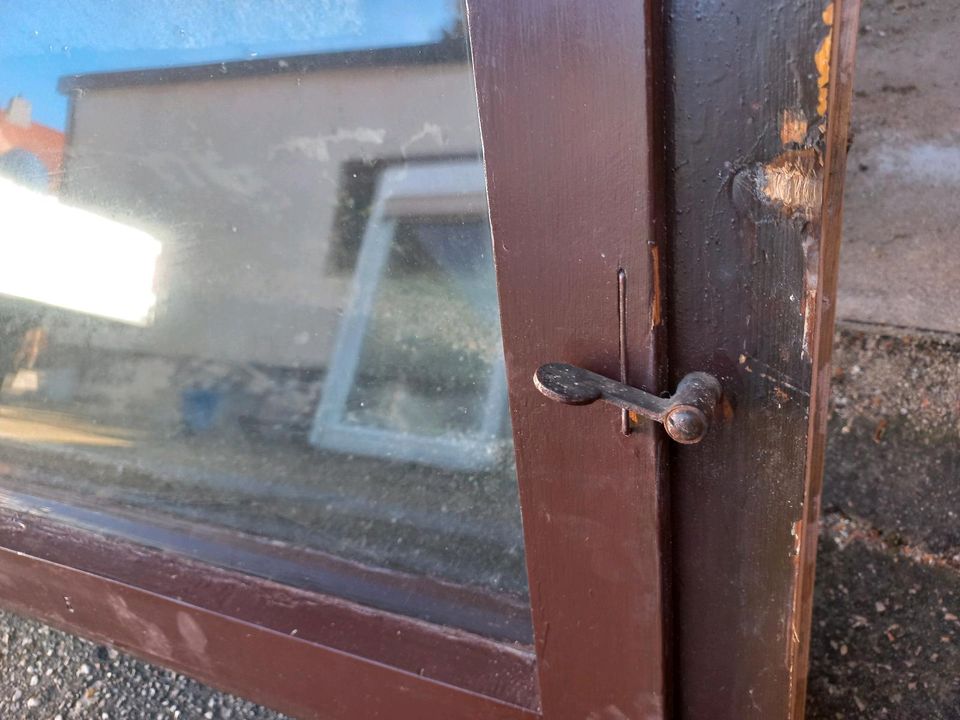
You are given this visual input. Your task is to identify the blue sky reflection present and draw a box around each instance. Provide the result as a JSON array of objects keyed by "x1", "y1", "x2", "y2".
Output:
[{"x1": 0, "y1": 1, "x2": 459, "y2": 129}]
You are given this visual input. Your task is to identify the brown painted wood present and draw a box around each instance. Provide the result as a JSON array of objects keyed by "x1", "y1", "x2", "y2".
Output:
[
  {"x1": 0, "y1": 2, "x2": 863, "y2": 718},
  {"x1": 0, "y1": 479, "x2": 532, "y2": 642},
  {"x1": 0, "y1": 544, "x2": 537, "y2": 720},
  {"x1": 662, "y1": 1, "x2": 860, "y2": 717},
  {"x1": 0, "y1": 1, "x2": 676, "y2": 717},
  {"x1": 0, "y1": 496, "x2": 538, "y2": 710},
  {"x1": 469, "y1": 1, "x2": 670, "y2": 718},
  {"x1": 792, "y1": 2, "x2": 862, "y2": 718}
]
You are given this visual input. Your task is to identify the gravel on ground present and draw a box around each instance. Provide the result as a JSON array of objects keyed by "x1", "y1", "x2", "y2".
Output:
[{"x1": 0, "y1": 610, "x2": 287, "y2": 720}]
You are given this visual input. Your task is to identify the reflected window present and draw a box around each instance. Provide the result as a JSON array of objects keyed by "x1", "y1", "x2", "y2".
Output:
[
  {"x1": 0, "y1": 2, "x2": 529, "y2": 640},
  {"x1": 312, "y1": 160, "x2": 508, "y2": 471}
]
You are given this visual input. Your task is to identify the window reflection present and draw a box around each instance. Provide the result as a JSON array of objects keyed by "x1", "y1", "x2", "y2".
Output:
[
  {"x1": 0, "y1": 3, "x2": 528, "y2": 638},
  {"x1": 312, "y1": 160, "x2": 508, "y2": 471}
]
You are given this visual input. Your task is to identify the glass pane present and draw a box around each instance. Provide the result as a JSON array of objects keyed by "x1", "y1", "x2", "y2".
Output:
[
  {"x1": 0, "y1": 1, "x2": 528, "y2": 640},
  {"x1": 343, "y1": 219, "x2": 499, "y2": 438}
]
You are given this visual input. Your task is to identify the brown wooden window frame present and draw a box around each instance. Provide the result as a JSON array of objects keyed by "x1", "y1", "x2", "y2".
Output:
[{"x1": 0, "y1": 1, "x2": 861, "y2": 719}]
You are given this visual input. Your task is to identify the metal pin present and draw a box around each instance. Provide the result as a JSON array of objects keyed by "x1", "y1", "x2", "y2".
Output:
[{"x1": 617, "y1": 268, "x2": 630, "y2": 435}]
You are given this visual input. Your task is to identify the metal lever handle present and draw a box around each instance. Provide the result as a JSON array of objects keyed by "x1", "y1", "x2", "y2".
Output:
[{"x1": 534, "y1": 363, "x2": 722, "y2": 444}]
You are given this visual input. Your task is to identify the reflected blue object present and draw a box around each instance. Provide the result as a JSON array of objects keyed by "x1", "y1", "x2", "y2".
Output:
[
  {"x1": 181, "y1": 388, "x2": 222, "y2": 433},
  {"x1": 0, "y1": 149, "x2": 48, "y2": 191}
]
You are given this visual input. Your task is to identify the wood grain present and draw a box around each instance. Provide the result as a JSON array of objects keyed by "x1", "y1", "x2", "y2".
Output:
[{"x1": 662, "y1": 0, "x2": 860, "y2": 717}]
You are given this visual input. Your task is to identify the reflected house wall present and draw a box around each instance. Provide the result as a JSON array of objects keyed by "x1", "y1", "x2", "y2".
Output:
[{"x1": 49, "y1": 43, "x2": 482, "y2": 431}]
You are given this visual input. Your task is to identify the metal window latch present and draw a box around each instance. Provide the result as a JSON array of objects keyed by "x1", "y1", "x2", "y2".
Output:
[{"x1": 534, "y1": 363, "x2": 722, "y2": 444}]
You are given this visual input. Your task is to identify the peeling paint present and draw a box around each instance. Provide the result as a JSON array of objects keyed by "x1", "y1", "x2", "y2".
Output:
[
  {"x1": 730, "y1": 2, "x2": 833, "y2": 367},
  {"x1": 649, "y1": 244, "x2": 662, "y2": 328},
  {"x1": 815, "y1": 3, "x2": 835, "y2": 116},
  {"x1": 731, "y1": 148, "x2": 823, "y2": 223},
  {"x1": 176, "y1": 611, "x2": 209, "y2": 661},
  {"x1": 786, "y1": 517, "x2": 805, "y2": 673},
  {"x1": 801, "y1": 233, "x2": 820, "y2": 358},
  {"x1": 760, "y1": 149, "x2": 823, "y2": 219},
  {"x1": 720, "y1": 395, "x2": 735, "y2": 420},
  {"x1": 108, "y1": 595, "x2": 172, "y2": 659},
  {"x1": 780, "y1": 109, "x2": 809, "y2": 147}
]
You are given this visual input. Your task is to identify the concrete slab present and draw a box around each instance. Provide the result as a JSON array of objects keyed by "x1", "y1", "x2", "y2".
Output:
[{"x1": 838, "y1": 0, "x2": 960, "y2": 333}]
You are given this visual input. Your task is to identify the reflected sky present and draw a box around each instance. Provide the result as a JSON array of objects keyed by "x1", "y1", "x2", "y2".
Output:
[{"x1": 0, "y1": 0, "x2": 459, "y2": 129}]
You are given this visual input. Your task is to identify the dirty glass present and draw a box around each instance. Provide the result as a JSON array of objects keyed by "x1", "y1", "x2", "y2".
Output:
[{"x1": 0, "y1": 2, "x2": 529, "y2": 640}]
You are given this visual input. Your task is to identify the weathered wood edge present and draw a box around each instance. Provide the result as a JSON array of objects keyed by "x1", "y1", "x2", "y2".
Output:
[{"x1": 790, "y1": 1, "x2": 863, "y2": 717}]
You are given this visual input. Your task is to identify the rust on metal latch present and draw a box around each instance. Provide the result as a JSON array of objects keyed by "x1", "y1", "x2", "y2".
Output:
[{"x1": 533, "y1": 363, "x2": 722, "y2": 445}]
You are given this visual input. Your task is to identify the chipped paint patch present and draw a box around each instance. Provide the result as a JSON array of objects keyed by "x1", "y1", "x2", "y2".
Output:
[
  {"x1": 815, "y1": 3, "x2": 835, "y2": 116},
  {"x1": 801, "y1": 234, "x2": 820, "y2": 358},
  {"x1": 760, "y1": 148, "x2": 823, "y2": 220},
  {"x1": 780, "y1": 109, "x2": 809, "y2": 147},
  {"x1": 108, "y1": 594, "x2": 173, "y2": 659},
  {"x1": 720, "y1": 395, "x2": 735, "y2": 420},
  {"x1": 791, "y1": 519, "x2": 803, "y2": 558},
  {"x1": 731, "y1": 150, "x2": 823, "y2": 357},
  {"x1": 650, "y1": 244, "x2": 662, "y2": 327},
  {"x1": 730, "y1": 1, "x2": 833, "y2": 365},
  {"x1": 787, "y1": 518, "x2": 805, "y2": 660},
  {"x1": 177, "y1": 611, "x2": 209, "y2": 661},
  {"x1": 731, "y1": 149, "x2": 823, "y2": 223}
]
